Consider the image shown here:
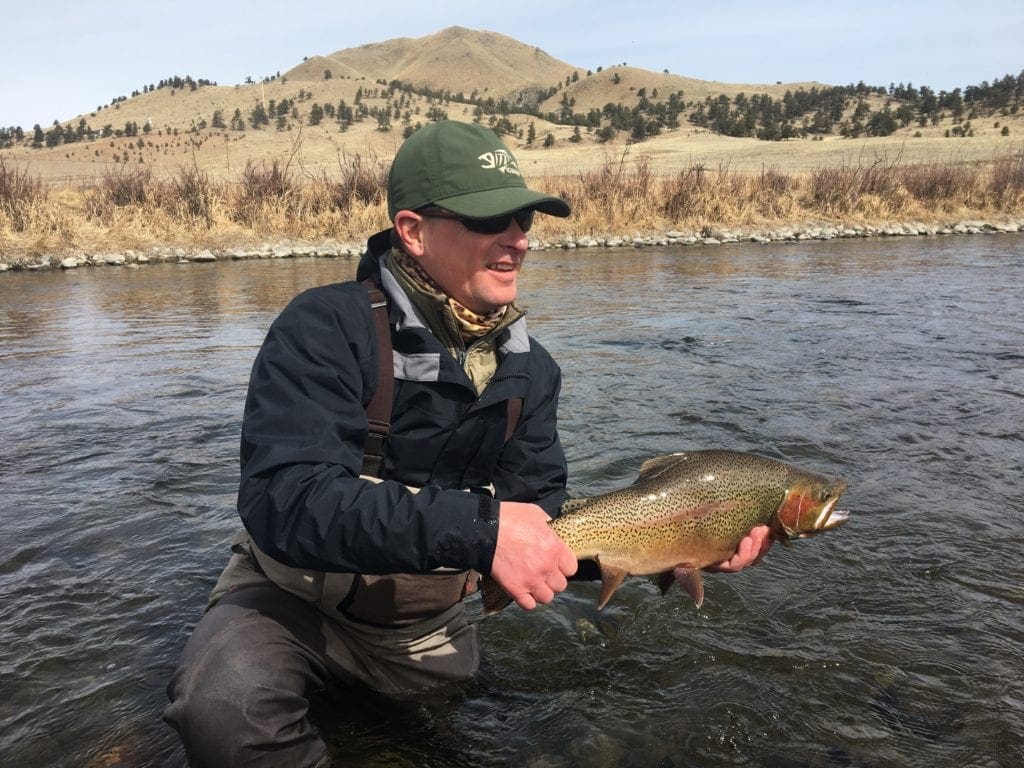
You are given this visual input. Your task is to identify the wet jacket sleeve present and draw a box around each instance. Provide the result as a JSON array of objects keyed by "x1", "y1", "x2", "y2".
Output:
[{"x1": 236, "y1": 284, "x2": 499, "y2": 575}]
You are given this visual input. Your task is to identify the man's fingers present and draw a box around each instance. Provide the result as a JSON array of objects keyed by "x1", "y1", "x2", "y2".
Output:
[
  {"x1": 548, "y1": 572, "x2": 568, "y2": 593},
  {"x1": 514, "y1": 592, "x2": 538, "y2": 611},
  {"x1": 532, "y1": 584, "x2": 556, "y2": 605},
  {"x1": 558, "y1": 546, "x2": 578, "y2": 577}
]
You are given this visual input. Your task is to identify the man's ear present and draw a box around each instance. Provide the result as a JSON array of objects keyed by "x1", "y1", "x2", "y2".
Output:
[{"x1": 393, "y1": 211, "x2": 425, "y2": 256}]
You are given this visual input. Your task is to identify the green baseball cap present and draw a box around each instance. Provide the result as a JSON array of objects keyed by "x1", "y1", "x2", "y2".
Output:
[{"x1": 387, "y1": 121, "x2": 571, "y2": 221}]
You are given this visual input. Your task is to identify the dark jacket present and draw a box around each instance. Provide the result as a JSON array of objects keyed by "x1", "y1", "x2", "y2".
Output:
[{"x1": 237, "y1": 230, "x2": 569, "y2": 578}]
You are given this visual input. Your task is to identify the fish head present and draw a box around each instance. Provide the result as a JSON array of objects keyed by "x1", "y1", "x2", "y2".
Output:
[{"x1": 772, "y1": 472, "x2": 849, "y2": 541}]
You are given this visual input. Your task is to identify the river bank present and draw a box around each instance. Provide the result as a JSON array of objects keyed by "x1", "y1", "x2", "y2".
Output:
[
  {"x1": 3, "y1": 150, "x2": 1023, "y2": 271},
  {"x1": 2, "y1": 215, "x2": 1022, "y2": 273}
]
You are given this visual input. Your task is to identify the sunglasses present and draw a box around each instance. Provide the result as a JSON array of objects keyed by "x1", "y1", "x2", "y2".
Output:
[{"x1": 418, "y1": 207, "x2": 534, "y2": 234}]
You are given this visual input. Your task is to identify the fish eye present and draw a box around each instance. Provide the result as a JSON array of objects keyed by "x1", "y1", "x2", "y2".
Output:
[{"x1": 819, "y1": 488, "x2": 834, "y2": 502}]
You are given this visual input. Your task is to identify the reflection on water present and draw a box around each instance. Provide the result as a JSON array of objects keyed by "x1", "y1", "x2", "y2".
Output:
[{"x1": 1, "y1": 237, "x2": 1022, "y2": 767}]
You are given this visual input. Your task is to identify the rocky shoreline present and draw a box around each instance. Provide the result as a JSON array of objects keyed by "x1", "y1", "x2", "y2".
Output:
[{"x1": 2, "y1": 217, "x2": 1022, "y2": 273}]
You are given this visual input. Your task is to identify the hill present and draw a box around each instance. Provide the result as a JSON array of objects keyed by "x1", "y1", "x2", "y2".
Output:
[
  {"x1": 291, "y1": 27, "x2": 577, "y2": 100},
  {"x1": 1, "y1": 26, "x2": 1021, "y2": 186}
]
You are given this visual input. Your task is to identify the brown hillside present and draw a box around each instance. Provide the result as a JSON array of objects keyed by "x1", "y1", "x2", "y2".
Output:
[
  {"x1": 544, "y1": 66, "x2": 828, "y2": 113},
  {"x1": 287, "y1": 55, "x2": 366, "y2": 82},
  {"x1": 3, "y1": 25, "x2": 1021, "y2": 190},
  {"x1": 291, "y1": 27, "x2": 577, "y2": 97}
]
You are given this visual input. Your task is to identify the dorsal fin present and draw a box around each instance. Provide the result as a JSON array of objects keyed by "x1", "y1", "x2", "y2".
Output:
[{"x1": 637, "y1": 453, "x2": 686, "y2": 480}]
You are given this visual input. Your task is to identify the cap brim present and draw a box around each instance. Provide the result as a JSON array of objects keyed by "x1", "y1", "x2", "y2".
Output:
[{"x1": 433, "y1": 186, "x2": 571, "y2": 219}]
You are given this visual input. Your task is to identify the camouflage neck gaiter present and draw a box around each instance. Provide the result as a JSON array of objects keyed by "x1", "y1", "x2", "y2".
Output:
[{"x1": 389, "y1": 247, "x2": 506, "y2": 342}]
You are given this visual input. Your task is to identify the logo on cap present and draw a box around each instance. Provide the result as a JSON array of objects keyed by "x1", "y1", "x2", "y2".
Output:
[{"x1": 478, "y1": 149, "x2": 522, "y2": 177}]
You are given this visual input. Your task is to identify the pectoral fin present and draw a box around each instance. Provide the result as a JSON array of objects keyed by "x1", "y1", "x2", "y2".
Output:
[
  {"x1": 666, "y1": 565, "x2": 704, "y2": 608},
  {"x1": 597, "y1": 561, "x2": 629, "y2": 609}
]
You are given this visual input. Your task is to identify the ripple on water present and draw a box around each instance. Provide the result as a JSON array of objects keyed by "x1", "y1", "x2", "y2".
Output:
[{"x1": 2, "y1": 240, "x2": 1024, "y2": 767}]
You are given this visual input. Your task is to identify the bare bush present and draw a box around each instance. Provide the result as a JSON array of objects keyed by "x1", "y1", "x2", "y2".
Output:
[
  {"x1": 235, "y1": 159, "x2": 295, "y2": 227},
  {"x1": 0, "y1": 159, "x2": 46, "y2": 232},
  {"x1": 100, "y1": 164, "x2": 152, "y2": 206},
  {"x1": 990, "y1": 153, "x2": 1024, "y2": 209}
]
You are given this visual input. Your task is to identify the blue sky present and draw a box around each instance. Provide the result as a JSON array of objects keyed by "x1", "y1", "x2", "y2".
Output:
[{"x1": 4, "y1": 0, "x2": 1021, "y2": 129}]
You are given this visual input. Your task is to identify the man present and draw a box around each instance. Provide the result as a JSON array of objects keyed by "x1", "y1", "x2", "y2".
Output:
[{"x1": 164, "y1": 120, "x2": 771, "y2": 767}]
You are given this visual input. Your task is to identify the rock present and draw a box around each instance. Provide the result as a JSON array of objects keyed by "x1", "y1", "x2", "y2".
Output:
[
  {"x1": 60, "y1": 258, "x2": 79, "y2": 269},
  {"x1": 959, "y1": 219, "x2": 989, "y2": 230},
  {"x1": 192, "y1": 250, "x2": 217, "y2": 262},
  {"x1": 104, "y1": 254, "x2": 127, "y2": 266}
]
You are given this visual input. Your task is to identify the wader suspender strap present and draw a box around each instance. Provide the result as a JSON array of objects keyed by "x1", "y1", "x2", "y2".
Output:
[
  {"x1": 358, "y1": 275, "x2": 524, "y2": 479},
  {"x1": 360, "y1": 278, "x2": 393, "y2": 479}
]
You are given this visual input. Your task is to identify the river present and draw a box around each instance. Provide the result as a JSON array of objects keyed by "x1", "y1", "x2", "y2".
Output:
[{"x1": 1, "y1": 234, "x2": 1022, "y2": 767}]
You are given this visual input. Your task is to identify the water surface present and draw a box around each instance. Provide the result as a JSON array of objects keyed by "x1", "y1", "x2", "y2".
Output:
[{"x1": 1, "y1": 235, "x2": 1021, "y2": 767}]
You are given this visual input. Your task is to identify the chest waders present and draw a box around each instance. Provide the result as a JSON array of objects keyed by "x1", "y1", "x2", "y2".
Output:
[{"x1": 228, "y1": 277, "x2": 522, "y2": 628}]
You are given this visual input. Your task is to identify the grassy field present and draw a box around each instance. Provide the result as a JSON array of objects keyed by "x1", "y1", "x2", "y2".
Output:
[{"x1": 2, "y1": 100, "x2": 1023, "y2": 263}]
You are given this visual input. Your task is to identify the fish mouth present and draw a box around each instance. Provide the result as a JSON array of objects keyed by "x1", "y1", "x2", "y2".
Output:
[
  {"x1": 798, "y1": 496, "x2": 849, "y2": 537},
  {"x1": 822, "y1": 508, "x2": 850, "y2": 529}
]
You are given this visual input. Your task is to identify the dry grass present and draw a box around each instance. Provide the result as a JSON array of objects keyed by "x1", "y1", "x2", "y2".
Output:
[
  {"x1": 0, "y1": 158, "x2": 47, "y2": 232},
  {"x1": 2, "y1": 149, "x2": 1023, "y2": 259}
]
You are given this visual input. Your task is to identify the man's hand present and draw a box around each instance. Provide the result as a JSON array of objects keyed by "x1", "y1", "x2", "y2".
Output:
[
  {"x1": 490, "y1": 502, "x2": 578, "y2": 610},
  {"x1": 704, "y1": 525, "x2": 773, "y2": 573}
]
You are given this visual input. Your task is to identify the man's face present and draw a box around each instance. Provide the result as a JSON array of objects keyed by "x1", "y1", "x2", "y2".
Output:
[{"x1": 411, "y1": 213, "x2": 531, "y2": 314}]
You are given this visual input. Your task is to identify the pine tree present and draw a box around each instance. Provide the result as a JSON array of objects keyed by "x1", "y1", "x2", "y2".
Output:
[{"x1": 250, "y1": 103, "x2": 269, "y2": 129}]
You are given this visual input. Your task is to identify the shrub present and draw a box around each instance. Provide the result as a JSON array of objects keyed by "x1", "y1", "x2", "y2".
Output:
[
  {"x1": 163, "y1": 165, "x2": 214, "y2": 226},
  {"x1": 0, "y1": 158, "x2": 46, "y2": 231},
  {"x1": 990, "y1": 154, "x2": 1024, "y2": 208},
  {"x1": 897, "y1": 164, "x2": 979, "y2": 204},
  {"x1": 99, "y1": 163, "x2": 151, "y2": 206},
  {"x1": 230, "y1": 159, "x2": 296, "y2": 229}
]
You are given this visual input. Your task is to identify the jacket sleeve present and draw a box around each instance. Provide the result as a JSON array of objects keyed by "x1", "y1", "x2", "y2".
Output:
[
  {"x1": 491, "y1": 340, "x2": 570, "y2": 516},
  {"x1": 237, "y1": 284, "x2": 499, "y2": 575}
]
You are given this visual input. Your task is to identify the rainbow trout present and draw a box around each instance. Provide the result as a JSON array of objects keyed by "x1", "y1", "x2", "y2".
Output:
[{"x1": 483, "y1": 450, "x2": 848, "y2": 612}]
